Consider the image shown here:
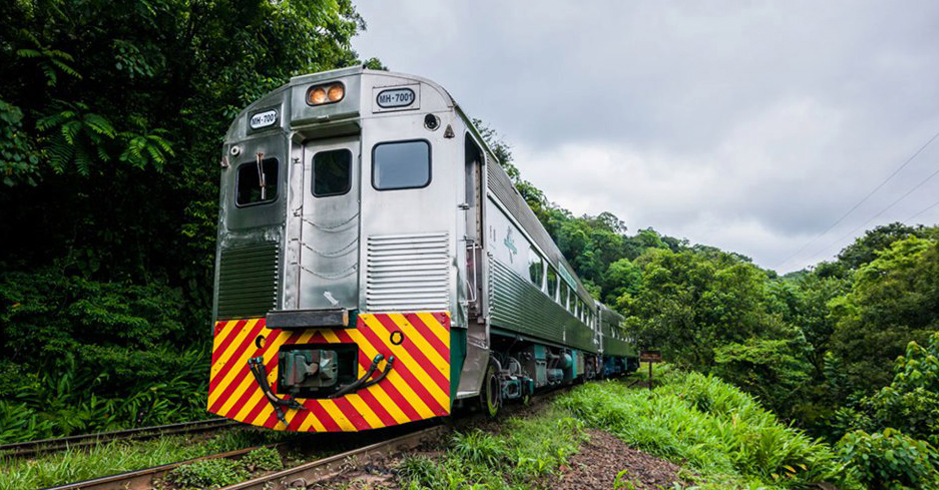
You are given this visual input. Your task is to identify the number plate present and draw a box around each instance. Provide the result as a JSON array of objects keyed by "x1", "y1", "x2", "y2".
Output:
[
  {"x1": 376, "y1": 88, "x2": 415, "y2": 108},
  {"x1": 249, "y1": 109, "x2": 278, "y2": 130}
]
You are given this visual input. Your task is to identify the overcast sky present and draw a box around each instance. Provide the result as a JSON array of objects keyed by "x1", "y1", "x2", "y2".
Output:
[{"x1": 352, "y1": 1, "x2": 939, "y2": 272}]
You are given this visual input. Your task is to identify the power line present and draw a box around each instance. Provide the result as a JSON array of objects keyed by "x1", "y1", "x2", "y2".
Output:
[
  {"x1": 774, "y1": 127, "x2": 939, "y2": 270},
  {"x1": 905, "y1": 195, "x2": 939, "y2": 223},
  {"x1": 802, "y1": 162, "x2": 939, "y2": 263}
]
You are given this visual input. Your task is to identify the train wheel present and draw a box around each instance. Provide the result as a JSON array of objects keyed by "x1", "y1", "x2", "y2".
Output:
[{"x1": 480, "y1": 360, "x2": 501, "y2": 417}]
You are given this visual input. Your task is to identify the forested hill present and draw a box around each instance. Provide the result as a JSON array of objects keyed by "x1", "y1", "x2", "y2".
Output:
[
  {"x1": 0, "y1": 0, "x2": 381, "y2": 440},
  {"x1": 2, "y1": 2, "x2": 939, "y2": 487}
]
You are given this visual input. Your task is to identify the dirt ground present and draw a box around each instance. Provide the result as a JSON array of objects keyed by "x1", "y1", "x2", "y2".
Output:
[
  {"x1": 551, "y1": 429, "x2": 687, "y2": 490},
  {"x1": 308, "y1": 429, "x2": 688, "y2": 489}
]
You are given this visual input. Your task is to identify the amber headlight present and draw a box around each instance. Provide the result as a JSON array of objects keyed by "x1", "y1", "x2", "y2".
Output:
[
  {"x1": 327, "y1": 84, "x2": 344, "y2": 102},
  {"x1": 307, "y1": 82, "x2": 344, "y2": 106},
  {"x1": 309, "y1": 87, "x2": 327, "y2": 105}
]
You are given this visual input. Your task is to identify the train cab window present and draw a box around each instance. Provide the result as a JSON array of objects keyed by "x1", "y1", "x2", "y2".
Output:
[
  {"x1": 528, "y1": 247, "x2": 545, "y2": 289},
  {"x1": 373, "y1": 140, "x2": 431, "y2": 190},
  {"x1": 236, "y1": 158, "x2": 278, "y2": 206},
  {"x1": 546, "y1": 267, "x2": 558, "y2": 299},
  {"x1": 313, "y1": 149, "x2": 352, "y2": 197}
]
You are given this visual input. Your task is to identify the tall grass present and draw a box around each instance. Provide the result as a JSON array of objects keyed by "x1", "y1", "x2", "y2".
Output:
[
  {"x1": 397, "y1": 407, "x2": 586, "y2": 489},
  {"x1": 0, "y1": 427, "x2": 272, "y2": 489},
  {"x1": 557, "y1": 371, "x2": 856, "y2": 489}
]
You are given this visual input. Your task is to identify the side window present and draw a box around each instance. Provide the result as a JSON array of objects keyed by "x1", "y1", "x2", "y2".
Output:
[
  {"x1": 569, "y1": 291, "x2": 576, "y2": 314},
  {"x1": 546, "y1": 267, "x2": 558, "y2": 300},
  {"x1": 313, "y1": 149, "x2": 352, "y2": 197},
  {"x1": 528, "y1": 247, "x2": 545, "y2": 289},
  {"x1": 237, "y1": 158, "x2": 279, "y2": 206},
  {"x1": 559, "y1": 284, "x2": 569, "y2": 309},
  {"x1": 373, "y1": 140, "x2": 431, "y2": 190}
]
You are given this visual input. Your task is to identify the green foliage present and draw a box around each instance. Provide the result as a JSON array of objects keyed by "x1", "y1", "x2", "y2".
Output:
[
  {"x1": 0, "y1": 0, "x2": 374, "y2": 440},
  {"x1": 240, "y1": 447, "x2": 283, "y2": 472},
  {"x1": 166, "y1": 458, "x2": 249, "y2": 489},
  {"x1": 604, "y1": 258, "x2": 643, "y2": 302},
  {"x1": 36, "y1": 101, "x2": 117, "y2": 175},
  {"x1": 828, "y1": 237, "x2": 939, "y2": 392},
  {"x1": 397, "y1": 407, "x2": 585, "y2": 489},
  {"x1": 0, "y1": 98, "x2": 39, "y2": 186},
  {"x1": 0, "y1": 268, "x2": 209, "y2": 442},
  {"x1": 837, "y1": 222, "x2": 930, "y2": 271},
  {"x1": 838, "y1": 428, "x2": 939, "y2": 490},
  {"x1": 0, "y1": 428, "x2": 267, "y2": 489},
  {"x1": 452, "y1": 430, "x2": 509, "y2": 467},
  {"x1": 558, "y1": 374, "x2": 851, "y2": 488},
  {"x1": 712, "y1": 336, "x2": 812, "y2": 413},
  {"x1": 618, "y1": 247, "x2": 783, "y2": 369},
  {"x1": 864, "y1": 333, "x2": 939, "y2": 443}
]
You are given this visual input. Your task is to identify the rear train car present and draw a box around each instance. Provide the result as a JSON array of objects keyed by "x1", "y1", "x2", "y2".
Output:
[{"x1": 207, "y1": 66, "x2": 636, "y2": 432}]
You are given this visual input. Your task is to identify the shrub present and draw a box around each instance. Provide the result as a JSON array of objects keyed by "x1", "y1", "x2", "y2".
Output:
[
  {"x1": 240, "y1": 447, "x2": 282, "y2": 472},
  {"x1": 865, "y1": 333, "x2": 939, "y2": 443},
  {"x1": 558, "y1": 373, "x2": 852, "y2": 488},
  {"x1": 839, "y1": 428, "x2": 939, "y2": 490},
  {"x1": 166, "y1": 458, "x2": 249, "y2": 489}
]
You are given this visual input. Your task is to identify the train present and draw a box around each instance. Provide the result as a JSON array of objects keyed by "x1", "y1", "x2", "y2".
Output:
[{"x1": 207, "y1": 66, "x2": 638, "y2": 432}]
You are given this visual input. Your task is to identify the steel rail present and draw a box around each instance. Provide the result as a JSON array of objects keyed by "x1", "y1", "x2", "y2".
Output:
[
  {"x1": 45, "y1": 444, "x2": 275, "y2": 490},
  {"x1": 31, "y1": 382, "x2": 580, "y2": 489},
  {"x1": 1, "y1": 418, "x2": 238, "y2": 458}
]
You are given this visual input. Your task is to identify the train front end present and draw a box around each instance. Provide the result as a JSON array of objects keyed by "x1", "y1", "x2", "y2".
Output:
[{"x1": 207, "y1": 67, "x2": 464, "y2": 432}]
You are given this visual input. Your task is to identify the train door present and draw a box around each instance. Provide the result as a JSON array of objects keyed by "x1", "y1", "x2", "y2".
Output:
[
  {"x1": 464, "y1": 134, "x2": 485, "y2": 320},
  {"x1": 297, "y1": 137, "x2": 361, "y2": 310},
  {"x1": 456, "y1": 133, "x2": 490, "y2": 398}
]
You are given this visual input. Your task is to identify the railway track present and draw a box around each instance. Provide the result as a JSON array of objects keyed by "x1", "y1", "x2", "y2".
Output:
[
  {"x1": 0, "y1": 418, "x2": 239, "y2": 458},
  {"x1": 42, "y1": 425, "x2": 443, "y2": 490},
  {"x1": 32, "y1": 386, "x2": 577, "y2": 489},
  {"x1": 222, "y1": 426, "x2": 445, "y2": 490}
]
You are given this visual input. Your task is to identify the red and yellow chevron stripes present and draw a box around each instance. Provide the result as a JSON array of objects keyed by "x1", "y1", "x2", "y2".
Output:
[{"x1": 207, "y1": 312, "x2": 451, "y2": 432}]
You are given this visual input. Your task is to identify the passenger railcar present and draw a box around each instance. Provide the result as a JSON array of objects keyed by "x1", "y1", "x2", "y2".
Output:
[{"x1": 207, "y1": 66, "x2": 637, "y2": 432}]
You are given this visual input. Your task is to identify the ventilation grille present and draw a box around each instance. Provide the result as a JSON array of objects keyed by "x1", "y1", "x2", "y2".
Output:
[
  {"x1": 217, "y1": 241, "x2": 279, "y2": 319},
  {"x1": 366, "y1": 232, "x2": 449, "y2": 312}
]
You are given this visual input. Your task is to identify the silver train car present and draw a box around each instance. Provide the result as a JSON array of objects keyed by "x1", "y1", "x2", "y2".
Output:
[{"x1": 207, "y1": 66, "x2": 638, "y2": 432}]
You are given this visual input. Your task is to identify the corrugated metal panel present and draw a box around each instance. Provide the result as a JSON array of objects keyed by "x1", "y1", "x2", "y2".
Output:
[
  {"x1": 366, "y1": 232, "x2": 449, "y2": 311},
  {"x1": 598, "y1": 304, "x2": 633, "y2": 357},
  {"x1": 486, "y1": 160, "x2": 595, "y2": 306},
  {"x1": 489, "y1": 257, "x2": 596, "y2": 353},
  {"x1": 217, "y1": 242, "x2": 279, "y2": 319}
]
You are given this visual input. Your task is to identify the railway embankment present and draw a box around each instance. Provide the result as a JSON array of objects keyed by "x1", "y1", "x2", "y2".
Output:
[
  {"x1": 3, "y1": 369, "x2": 864, "y2": 489},
  {"x1": 316, "y1": 368, "x2": 859, "y2": 489}
]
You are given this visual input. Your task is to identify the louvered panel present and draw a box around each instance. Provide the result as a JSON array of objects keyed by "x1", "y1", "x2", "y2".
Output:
[
  {"x1": 366, "y1": 232, "x2": 449, "y2": 311},
  {"x1": 217, "y1": 241, "x2": 279, "y2": 319}
]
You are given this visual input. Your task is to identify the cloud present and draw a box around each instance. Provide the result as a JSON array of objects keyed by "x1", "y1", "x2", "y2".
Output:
[{"x1": 353, "y1": 0, "x2": 939, "y2": 271}]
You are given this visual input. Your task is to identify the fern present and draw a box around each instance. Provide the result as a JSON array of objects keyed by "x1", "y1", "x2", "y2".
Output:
[
  {"x1": 117, "y1": 124, "x2": 174, "y2": 171},
  {"x1": 37, "y1": 102, "x2": 115, "y2": 175},
  {"x1": 16, "y1": 32, "x2": 82, "y2": 86}
]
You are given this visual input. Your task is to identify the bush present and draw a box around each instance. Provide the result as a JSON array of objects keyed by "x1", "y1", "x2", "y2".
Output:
[
  {"x1": 864, "y1": 333, "x2": 939, "y2": 443},
  {"x1": 838, "y1": 428, "x2": 939, "y2": 490},
  {"x1": 240, "y1": 447, "x2": 282, "y2": 472},
  {"x1": 558, "y1": 373, "x2": 851, "y2": 488},
  {"x1": 166, "y1": 458, "x2": 249, "y2": 489},
  {"x1": 0, "y1": 268, "x2": 210, "y2": 442}
]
